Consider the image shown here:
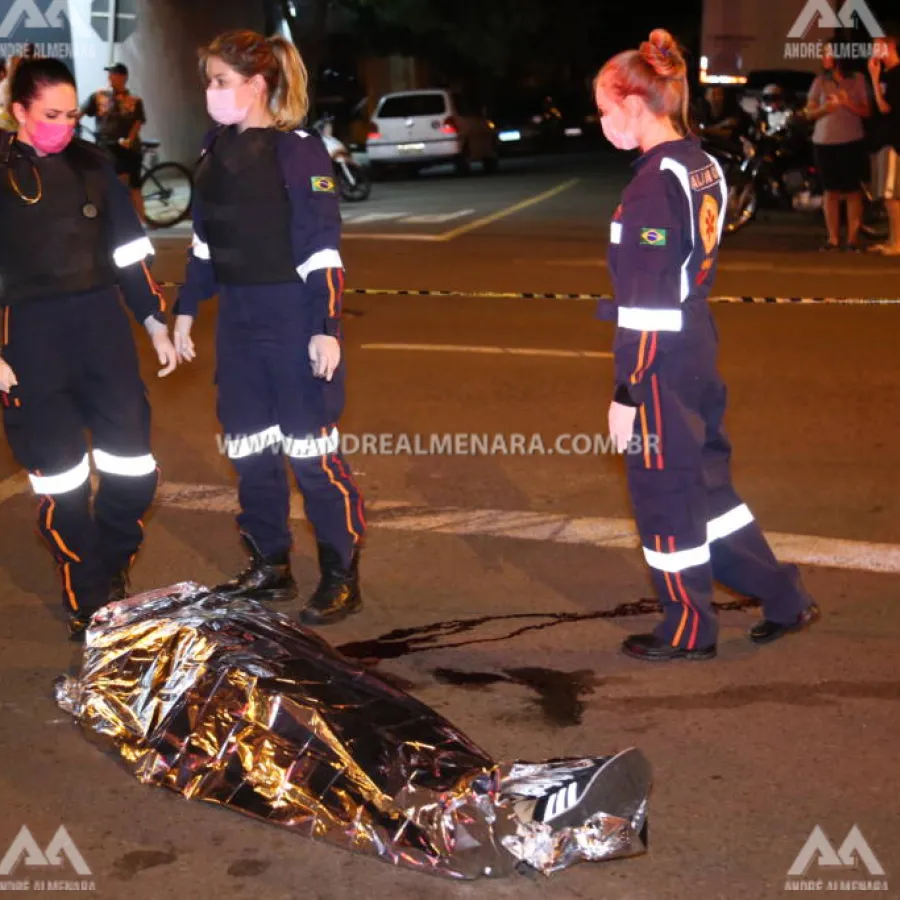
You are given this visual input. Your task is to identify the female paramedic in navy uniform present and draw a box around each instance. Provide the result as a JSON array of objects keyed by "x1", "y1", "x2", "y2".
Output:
[
  {"x1": 0, "y1": 58, "x2": 177, "y2": 642},
  {"x1": 592, "y1": 30, "x2": 820, "y2": 662},
  {"x1": 172, "y1": 31, "x2": 366, "y2": 626}
]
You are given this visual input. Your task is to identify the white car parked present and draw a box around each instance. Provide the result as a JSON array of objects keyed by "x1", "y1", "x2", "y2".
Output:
[{"x1": 366, "y1": 90, "x2": 499, "y2": 175}]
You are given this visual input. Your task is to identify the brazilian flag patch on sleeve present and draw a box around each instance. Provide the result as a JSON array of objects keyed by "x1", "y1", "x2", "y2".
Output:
[
  {"x1": 639, "y1": 228, "x2": 667, "y2": 246},
  {"x1": 311, "y1": 175, "x2": 336, "y2": 193}
]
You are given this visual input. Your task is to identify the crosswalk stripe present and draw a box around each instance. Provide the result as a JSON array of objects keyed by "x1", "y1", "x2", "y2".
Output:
[{"x1": 2, "y1": 477, "x2": 898, "y2": 576}]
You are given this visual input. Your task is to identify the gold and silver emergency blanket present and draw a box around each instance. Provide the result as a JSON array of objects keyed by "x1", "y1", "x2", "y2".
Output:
[{"x1": 54, "y1": 583, "x2": 650, "y2": 880}]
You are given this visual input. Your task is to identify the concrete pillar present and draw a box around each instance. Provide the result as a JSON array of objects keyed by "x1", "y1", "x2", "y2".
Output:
[
  {"x1": 118, "y1": 0, "x2": 267, "y2": 164},
  {"x1": 69, "y1": 0, "x2": 266, "y2": 165}
]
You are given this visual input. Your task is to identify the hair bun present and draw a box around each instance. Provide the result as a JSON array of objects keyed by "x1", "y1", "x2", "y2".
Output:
[{"x1": 640, "y1": 28, "x2": 685, "y2": 79}]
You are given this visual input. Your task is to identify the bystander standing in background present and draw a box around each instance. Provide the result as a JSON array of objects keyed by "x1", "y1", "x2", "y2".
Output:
[
  {"x1": 805, "y1": 45, "x2": 871, "y2": 252},
  {"x1": 867, "y1": 25, "x2": 900, "y2": 255}
]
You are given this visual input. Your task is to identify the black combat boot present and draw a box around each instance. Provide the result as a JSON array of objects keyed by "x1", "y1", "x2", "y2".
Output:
[
  {"x1": 214, "y1": 534, "x2": 298, "y2": 602},
  {"x1": 299, "y1": 543, "x2": 362, "y2": 626}
]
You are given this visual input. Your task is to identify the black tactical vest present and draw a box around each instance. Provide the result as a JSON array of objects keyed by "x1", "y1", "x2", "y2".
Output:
[
  {"x1": 194, "y1": 127, "x2": 299, "y2": 285},
  {"x1": 0, "y1": 136, "x2": 117, "y2": 304}
]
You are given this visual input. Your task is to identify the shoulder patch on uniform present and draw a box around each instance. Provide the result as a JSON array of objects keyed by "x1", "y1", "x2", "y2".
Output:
[
  {"x1": 311, "y1": 175, "x2": 336, "y2": 193},
  {"x1": 639, "y1": 228, "x2": 667, "y2": 246}
]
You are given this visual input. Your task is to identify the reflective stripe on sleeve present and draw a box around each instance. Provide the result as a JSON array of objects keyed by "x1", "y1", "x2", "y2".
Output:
[
  {"x1": 660, "y1": 158, "x2": 692, "y2": 302},
  {"x1": 282, "y1": 428, "x2": 340, "y2": 459},
  {"x1": 643, "y1": 542, "x2": 710, "y2": 573},
  {"x1": 113, "y1": 236, "x2": 155, "y2": 268},
  {"x1": 191, "y1": 232, "x2": 211, "y2": 260},
  {"x1": 29, "y1": 455, "x2": 91, "y2": 495},
  {"x1": 297, "y1": 249, "x2": 343, "y2": 282},
  {"x1": 92, "y1": 450, "x2": 157, "y2": 477},
  {"x1": 618, "y1": 307, "x2": 683, "y2": 332},
  {"x1": 610, "y1": 222, "x2": 622, "y2": 244}
]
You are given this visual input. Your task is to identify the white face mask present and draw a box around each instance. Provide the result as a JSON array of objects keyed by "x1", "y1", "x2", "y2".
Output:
[{"x1": 600, "y1": 108, "x2": 640, "y2": 150}]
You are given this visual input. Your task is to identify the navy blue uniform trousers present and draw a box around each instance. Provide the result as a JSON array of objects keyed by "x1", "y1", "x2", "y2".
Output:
[
  {"x1": 215, "y1": 284, "x2": 365, "y2": 565},
  {"x1": 625, "y1": 317, "x2": 811, "y2": 650},
  {"x1": 1, "y1": 289, "x2": 158, "y2": 615}
]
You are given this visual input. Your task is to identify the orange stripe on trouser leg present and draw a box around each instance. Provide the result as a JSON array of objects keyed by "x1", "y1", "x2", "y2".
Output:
[
  {"x1": 659, "y1": 534, "x2": 689, "y2": 646},
  {"x1": 2, "y1": 306, "x2": 8, "y2": 346},
  {"x1": 41, "y1": 498, "x2": 79, "y2": 611},
  {"x1": 320, "y1": 446, "x2": 358, "y2": 543},
  {"x1": 332, "y1": 454, "x2": 365, "y2": 538},
  {"x1": 639, "y1": 405, "x2": 650, "y2": 468},
  {"x1": 630, "y1": 332, "x2": 647, "y2": 384},
  {"x1": 44, "y1": 497, "x2": 81, "y2": 562},
  {"x1": 651, "y1": 374, "x2": 664, "y2": 470},
  {"x1": 668, "y1": 536, "x2": 700, "y2": 650}
]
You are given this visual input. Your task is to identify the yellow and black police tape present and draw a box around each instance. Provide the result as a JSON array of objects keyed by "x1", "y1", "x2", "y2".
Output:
[{"x1": 153, "y1": 283, "x2": 900, "y2": 305}]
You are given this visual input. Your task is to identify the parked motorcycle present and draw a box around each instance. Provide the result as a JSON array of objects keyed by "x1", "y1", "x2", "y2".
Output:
[
  {"x1": 314, "y1": 118, "x2": 371, "y2": 202},
  {"x1": 703, "y1": 119, "x2": 888, "y2": 240}
]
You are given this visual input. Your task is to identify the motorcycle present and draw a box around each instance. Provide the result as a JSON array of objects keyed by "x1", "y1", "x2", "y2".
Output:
[
  {"x1": 314, "y1": 119, "x2": 371, "y2": 202},
  {"x1": 703, "y1": 118, "x2": 888, "y2": 240}
]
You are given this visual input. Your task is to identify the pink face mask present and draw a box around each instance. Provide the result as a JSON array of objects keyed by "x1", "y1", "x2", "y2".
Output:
[
  {"x1": 26, "y1": 119, "x2": 75, "y2": 154},
  {"x1": 206, "y1": 87, "x2": 250, "y2": 126},
  {"x1": 601, "y1": 110, "x2": 639, "y2": 151}
]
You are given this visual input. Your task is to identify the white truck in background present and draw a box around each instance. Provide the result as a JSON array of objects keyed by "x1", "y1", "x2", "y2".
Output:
[{"x1": 699, "y1": 0, "x2": 881, "y2": 85}]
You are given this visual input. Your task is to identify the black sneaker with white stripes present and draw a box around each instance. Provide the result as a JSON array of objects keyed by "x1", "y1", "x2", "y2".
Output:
[{"x1": 531, "y1": 748, "x2": 651, "y2": 834}]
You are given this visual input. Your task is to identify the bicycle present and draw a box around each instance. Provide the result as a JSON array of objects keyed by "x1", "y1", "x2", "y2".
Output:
[
  {"x1": 78, "y1": 126, "x2": 193, "y2": 228},
  {"x1": 138, "y1": 140, "x2": 193, "y2": 228}
]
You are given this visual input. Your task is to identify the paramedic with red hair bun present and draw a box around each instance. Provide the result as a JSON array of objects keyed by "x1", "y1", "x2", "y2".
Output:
[{"x1": 593, "y1": 29, "x2": 819, "y2": 662}]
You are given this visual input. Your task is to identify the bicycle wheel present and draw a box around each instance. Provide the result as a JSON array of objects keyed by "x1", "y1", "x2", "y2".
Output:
[{"x1": 141, "y1": 162, "x2": 193, "y2": 228}]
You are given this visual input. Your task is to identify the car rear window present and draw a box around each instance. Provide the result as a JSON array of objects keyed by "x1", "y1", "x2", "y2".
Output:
[{"x1": 378, "y1": 94, "x2": 447, "y2": 118}]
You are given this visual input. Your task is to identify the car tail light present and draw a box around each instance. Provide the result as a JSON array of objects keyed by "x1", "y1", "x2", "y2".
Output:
[
  {"x1": 367, "y1": 122, "x2": 381, "y2": 140},
  {"x1": 439, "y1": 116, "x2": 458, "y2": 135}
]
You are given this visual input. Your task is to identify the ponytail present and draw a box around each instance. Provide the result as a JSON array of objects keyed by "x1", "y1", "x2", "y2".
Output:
[
  {"x1": 199, "y1": 29, "x2": 310, "y2": 132},
  {"x1": 266, "y1": 35, "x2": 309, "y2": 131},
  {"x1": 596, "y1": 28, "x2": 691, "y2": 135}
]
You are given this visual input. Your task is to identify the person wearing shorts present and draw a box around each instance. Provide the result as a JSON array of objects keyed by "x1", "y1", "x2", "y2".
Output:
[
  {"x1": 805, "y1": 46, "x2": 871, "y2": 251},
  {"x1": 868, "y1": 27, "x2": 900, "y2": 254}
]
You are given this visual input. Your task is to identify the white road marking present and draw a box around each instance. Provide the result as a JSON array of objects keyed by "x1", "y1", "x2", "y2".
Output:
[
  {"x1": 361, "y1": 343, "x2": 613, "y2": 359},
  {"x1": 342, "y1": 212, "x2": 408, "y2": 225},
  {"x1": 155, "y1": 489, "x2": 900, "y2": 575},
  {"x1": 3, "y1": 472, "x2": 897, "y2": 576},
  {"x1": 401, "y1": 210, "x2": 475, "y2": 224}
]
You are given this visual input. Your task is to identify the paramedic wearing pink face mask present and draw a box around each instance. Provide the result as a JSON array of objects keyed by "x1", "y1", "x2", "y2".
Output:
[
  {"x1": 0, "y1": 58, "x2": 177, "y2": 642},
  {"x1": 172, "y1": 30, "x2": 366, "y2": 626}
]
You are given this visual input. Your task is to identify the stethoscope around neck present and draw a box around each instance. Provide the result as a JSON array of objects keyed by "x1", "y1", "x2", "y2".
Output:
[{"x1": 2, "y1": 133, "x2": 98, "y2": 218}]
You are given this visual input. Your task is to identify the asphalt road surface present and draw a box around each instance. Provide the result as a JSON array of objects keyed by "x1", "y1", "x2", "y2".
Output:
[{"x1": 0, "y1": 150, "x2": 898, "y2": 900}]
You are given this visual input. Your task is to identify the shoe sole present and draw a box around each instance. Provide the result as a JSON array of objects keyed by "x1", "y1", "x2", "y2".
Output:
[
  {"x1": 300, "y1": 597, "x2": 362, "y2": 626},
  {"x1": 621, "y1": 645, "x2": 716, "y2": 662},
  {"x1": 749, "y1": 606, "x2": 820, "y2": 645}
]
